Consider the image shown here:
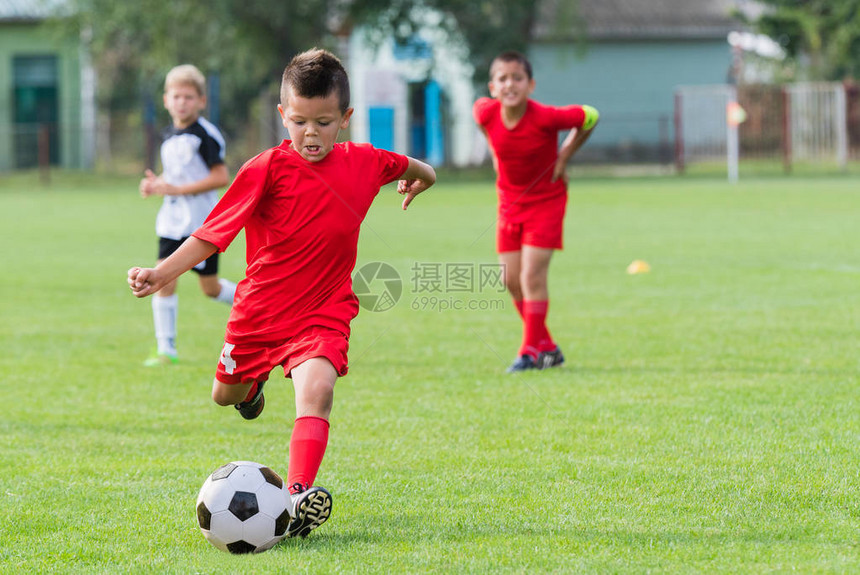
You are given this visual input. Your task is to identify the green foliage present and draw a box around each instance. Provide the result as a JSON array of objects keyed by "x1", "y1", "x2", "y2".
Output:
[
  {"x1": 52, "y1": 0, "x2": 559, "y2": 134},
  {"x1": 59, "y1": 0, "x2": 346, "y2": 133},
  {"x1": 1, "y1": 170, "x2": 859, "y2": 572},
  {"x1": 754, "y1": 0, "x2": 860, "y2": 79},
  {"x1": 350, "y1": 0, "x2": 542, "y2": 82}
]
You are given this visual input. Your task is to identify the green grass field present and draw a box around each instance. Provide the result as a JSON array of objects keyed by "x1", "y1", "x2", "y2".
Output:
[{"x1": 1, "y1": 169, "x2": 858, "y2": 573}]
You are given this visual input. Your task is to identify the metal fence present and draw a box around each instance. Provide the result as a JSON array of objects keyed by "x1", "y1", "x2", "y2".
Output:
[
  {"x1": 8, "y1": 82, "x2": 860, "y2": 174},
  {"x1": 676, "y1": 82, "x2": 856, "y2": 173}
]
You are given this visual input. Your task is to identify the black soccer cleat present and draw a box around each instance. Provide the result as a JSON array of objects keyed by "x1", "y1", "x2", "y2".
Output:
[
  {"x1": 286, "y1": 484, "x2": 332, "y2": 538},
  {"x1": 506, "y1": 354, "x2": 538, "y2": 373},
  {"x1": 234, "y1": 381, "x2": 266, "y2": 420},
  {"x1": 537, "y1": 346, "x2": 565, "y2": 370}
]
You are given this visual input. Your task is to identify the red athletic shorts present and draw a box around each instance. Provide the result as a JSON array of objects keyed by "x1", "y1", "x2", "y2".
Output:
[
  {"x1": 215, "y1": 326, "x2": 350, "y2": 385},
  {"x1": 496, "y1": 195, "x2": 567, "y2": 252}
]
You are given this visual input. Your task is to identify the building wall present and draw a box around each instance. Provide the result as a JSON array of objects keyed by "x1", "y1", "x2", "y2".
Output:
[
  {"x1": 0, "y1": 21, "x2": 90, "y2": 171},
  {"x1": 348, "y1": 23, "x2": 476, "y2": 167},
  {"x1": 529, "y1": 39, "x2": 733, "y2": 161}
]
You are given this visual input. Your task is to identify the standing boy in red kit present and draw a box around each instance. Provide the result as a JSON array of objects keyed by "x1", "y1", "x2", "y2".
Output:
[
  {"x1": 128, "y1": 48, "x2": 436, "y2": 537},
  {"x1": 473, "y1": 51, "x2": 599, "y2": 373}
]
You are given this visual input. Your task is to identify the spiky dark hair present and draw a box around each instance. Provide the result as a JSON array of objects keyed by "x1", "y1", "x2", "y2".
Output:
[{"x1": 280, "y1": 48, "x2": 350, "y2": 112}]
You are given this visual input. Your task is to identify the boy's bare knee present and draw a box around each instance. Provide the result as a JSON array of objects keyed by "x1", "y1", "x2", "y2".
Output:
[
  {"x1": 307, "y1": 379, "x2": 334, "y2": 401},
  {"x1": 521, "y1": 264, "x2": 549, "y2": 292},
  {"x1": 198, "y1": 275, "x2": 223, "y2": 299},
  {"x1": 296, "y1": 379, "x2": 335, "y2": 415},
  {"x1": 211, "y1": 379, "x2": 247, "y2": 406},
  {"x1": 523, "y1": 279, "x2": 541, "y2": 295},
  {"x1": 212, "y1": 392, "x2": 234, "y2": 407}
]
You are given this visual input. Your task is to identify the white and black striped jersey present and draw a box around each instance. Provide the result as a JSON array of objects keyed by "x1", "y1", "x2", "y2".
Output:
[{"x1": 155, "y1": 116, "x2": 226, "y2": 240}]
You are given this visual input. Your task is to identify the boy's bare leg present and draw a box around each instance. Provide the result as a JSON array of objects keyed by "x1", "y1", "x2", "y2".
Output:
[
  {"x1": 507, "y1": 245, "x2": 562, "y2": 372},
  {"x1": 290, "y1": 357, "x2": 336, "y2": 419},
  {"x1": 520, "y1": 245, "x2": 564, "y2": 368},
  {"x1": 211, "y1": 379, "x2": 254, "y2": 406},
  {"x1": 199, "y1": 274, "x2": 236, "y2": 303},
  {"x1": 198, "y1": 275, "x2": 222, "y2": 299},
  {"x1": 213, "y1": 376, "x2": 264, "y2": 420},
  {"x1": 498, "y1": 250, "x2": 523, "y2": 300},
  {"x1": 209, "y1": 355, "x2": 337, "y2": 413},
  {"x1": 519, "y1": 245, "x2": 553, "y2": 301},
  {"x1": 156, "y1": 280, "x2": 178, "y2": 296}
]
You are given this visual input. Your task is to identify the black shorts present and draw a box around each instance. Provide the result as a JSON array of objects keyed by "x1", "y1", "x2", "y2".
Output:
[{"x1": 158, "y1": 237, "x2": 219, "y2": 276}]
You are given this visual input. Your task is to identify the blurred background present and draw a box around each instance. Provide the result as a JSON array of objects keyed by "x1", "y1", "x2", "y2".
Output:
[{"x1": 3, "y1": 0, "x2": 860, "y2": 177}]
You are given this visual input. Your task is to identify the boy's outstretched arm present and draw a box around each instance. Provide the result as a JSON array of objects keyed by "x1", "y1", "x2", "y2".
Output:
[
  {"x1": 140, "y1": 164, "x2": 230, "y2": 198},
  {"x1": 553, "y1": 105, "x2": 599, "y2": 182},
  {"x1": 128, "y1": 236, "x2": 218, "y2": 297},
  {"x1": 397, "y1": 157, "x2": 436, "y2": 210}
]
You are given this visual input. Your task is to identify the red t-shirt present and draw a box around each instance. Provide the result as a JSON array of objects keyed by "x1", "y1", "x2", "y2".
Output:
[
  {"x1": 193, "y1": 140, "x2": 409, "y2": 344},
  {"x1": 473, "y1": 97, "x2": 588, "y2": 218}
]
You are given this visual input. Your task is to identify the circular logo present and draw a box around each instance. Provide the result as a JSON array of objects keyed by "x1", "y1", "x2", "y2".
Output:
[{"x1": 353, "y1": 262, "x2": 402, "y2": 312}]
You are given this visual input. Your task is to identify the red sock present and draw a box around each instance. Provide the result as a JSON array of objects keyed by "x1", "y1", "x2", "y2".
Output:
[
  {"x1": 242, "y1": 382, "x2": 259, "y2": 402},
  {"x1": 287, "y1": 416, "x2": 330, "y2": 493},
  {"x1": 513, "y1": 298, "x2": 525, "y2": 319},
  {"x1": 520, "y1": 300, "x2": 555, "y2": 358},
  {"x1": 536, "y1": 299, "x2": 556, "y2": 353}
]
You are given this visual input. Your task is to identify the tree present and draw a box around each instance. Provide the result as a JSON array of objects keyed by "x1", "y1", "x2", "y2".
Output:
[
  {"x1": 349, "y1": 0, "x2": 543, "y2": 83},
  {"x1": 752, "y1": 0, "x2": 860, "y2": 79},
  {"x1": 52, "y1": 0, "x2": 559, "y2": 159},
  {"x1": 62, "y1": 0, "x2": 551, "y2": 111},
  {"x1": 62, "y1": 0, "x2": 346, "y2": 126}
]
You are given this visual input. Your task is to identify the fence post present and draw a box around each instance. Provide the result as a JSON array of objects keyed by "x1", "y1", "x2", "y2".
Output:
[
  {"x1": 144, "y1": 91, "x2": 157, "y2": 172},
  {"x1": 727, "y1": 87, "x2": 739, "y2": 184},
  {"x1": 659, "y1": 114, "x2": 671, "y2": 165},
  {"x1": 836, "y1": 83, "x2": 848, "y2": 171},
  {"x1": 674, "y1": 91, "x2": 684, "y2": 174},
  {"x1": 38, "y1": 124, "x2": 51, "y2": 185},
  {"x1": 782, "y1": 87, "x2": 791, "y2": 174}
]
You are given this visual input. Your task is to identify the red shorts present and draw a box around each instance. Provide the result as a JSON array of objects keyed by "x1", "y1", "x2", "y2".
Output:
[
  {"x1": 496, "y1": 196, "x2": 567, "y2": 252},
  {"x1": 215, "y1": 326, "x2": 350, "y2": 385}
]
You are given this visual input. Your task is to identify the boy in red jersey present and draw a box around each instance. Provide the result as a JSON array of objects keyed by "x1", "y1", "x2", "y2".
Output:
[
  {"x1": 128, "y1": 49, "x2": 436, "y2": 537},
  {"x1": 473, "y1": 51, "x2": 598, "y2": 373}
]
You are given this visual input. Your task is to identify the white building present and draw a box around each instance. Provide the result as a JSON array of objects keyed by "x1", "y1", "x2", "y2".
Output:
[{"x1": 347, "y1": 14, "x2": 477, "y2": 167}]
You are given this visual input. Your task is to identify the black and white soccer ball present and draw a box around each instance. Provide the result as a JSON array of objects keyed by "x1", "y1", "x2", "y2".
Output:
[{"x1": 195, "y1": 461, "x2": 291, "y2": 553}]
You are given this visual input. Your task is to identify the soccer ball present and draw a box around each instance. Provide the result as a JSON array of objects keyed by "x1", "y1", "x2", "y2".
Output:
[{"x1": 195, "y1": 461, "x2": 291, "y2": 553}]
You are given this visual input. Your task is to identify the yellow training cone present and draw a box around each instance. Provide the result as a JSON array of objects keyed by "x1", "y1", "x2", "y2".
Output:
[{"x1": 626, "y1": 260, "x2": 651, "y2": 275}]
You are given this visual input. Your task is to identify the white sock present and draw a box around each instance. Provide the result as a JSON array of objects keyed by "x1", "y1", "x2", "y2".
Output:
[
  {"x1": 215, "y1": 279, "x2": 236, "y2": 305},
  {"x1": 152, "y1": 294, "x2": 178, "y2": 357}
]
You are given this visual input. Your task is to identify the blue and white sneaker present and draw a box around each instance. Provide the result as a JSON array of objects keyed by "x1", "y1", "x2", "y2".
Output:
[
  {"x1": 506, "y1": 354, "x2": 538, "y2": 373},
  {"x1": 286, "y1": 484, "x2": 332, "y2": 538}
]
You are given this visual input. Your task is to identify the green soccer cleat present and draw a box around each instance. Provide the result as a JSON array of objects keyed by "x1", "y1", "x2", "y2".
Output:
[{"x1": 143, "y1": 353, "x2": 178, "y2": 367}]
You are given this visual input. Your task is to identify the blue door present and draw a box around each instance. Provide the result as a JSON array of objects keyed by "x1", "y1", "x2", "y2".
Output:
[
  {"x1": 424, "y1": 80, "x2": 444, "y2": 165},
  {"x1": 368, "y1": 106, "x2": 395, "y2": 150}
]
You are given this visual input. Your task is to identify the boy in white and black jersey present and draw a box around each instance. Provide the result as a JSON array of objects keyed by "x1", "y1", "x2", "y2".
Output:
[{"x1": 139, "y1": 64, "x2": 237, "y2": 366}]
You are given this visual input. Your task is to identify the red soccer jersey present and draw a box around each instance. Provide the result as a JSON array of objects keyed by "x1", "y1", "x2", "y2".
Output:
[
  {"x1": 473, "y1": 97, "x2": 588, "y2": 217},
  {"x1": 193, "y1": 140, "x2": 409, "y2": 344}
]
